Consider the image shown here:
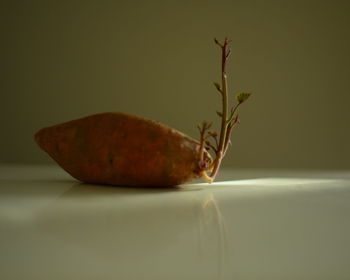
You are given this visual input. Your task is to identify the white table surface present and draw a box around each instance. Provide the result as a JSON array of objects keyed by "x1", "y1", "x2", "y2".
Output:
[{"x1": 1, "y1": 165, "x2": 350, "y2": 280}]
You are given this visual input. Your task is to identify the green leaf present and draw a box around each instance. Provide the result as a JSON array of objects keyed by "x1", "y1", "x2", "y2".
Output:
[
  {"x1": 213, "y1": 82, "x2": 222, "y2": 92},
  {"x1": 216, "y1": 110, "x2": 223, "y2": 117},
  {"x1": 236, "y1": 92, "x2": 251, "y2": 104}
]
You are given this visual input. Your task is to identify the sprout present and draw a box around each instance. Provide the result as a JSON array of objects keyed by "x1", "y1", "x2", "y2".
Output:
[{"x1": 198, "y1": 38, "x2": 251, "y2": 183}]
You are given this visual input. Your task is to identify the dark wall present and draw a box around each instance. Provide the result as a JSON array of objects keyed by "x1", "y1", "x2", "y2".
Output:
[{"x1": 2, "y1": 0, "x2": 350, "y2": 169}]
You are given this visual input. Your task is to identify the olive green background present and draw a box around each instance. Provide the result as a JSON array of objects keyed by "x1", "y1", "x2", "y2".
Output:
[{"x1": 1, "y1": 0, "x2": 350, "y2": 169}]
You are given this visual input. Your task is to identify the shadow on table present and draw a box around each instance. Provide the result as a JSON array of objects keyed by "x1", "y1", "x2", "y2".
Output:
[
  {"x1": 62, "y1": 180, "x2": 206, "y2": 198},
  {"x1": 0, "y1": 177, "x2": 206, "y2": 197},
  {"x1": 0, "y1": 179, "x2": 75, "y2": 197}
]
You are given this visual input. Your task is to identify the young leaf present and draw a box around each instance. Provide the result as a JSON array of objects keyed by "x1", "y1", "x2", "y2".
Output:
[
  {"x1": 236, "y1": 92, "x2": 251, "y2": 104},
  {"x1": 216, "y1": 111, "x2": 223, "y2": 117},
  {"x1": 213, "y1": 82, "x2": 222, "y2": 93}
]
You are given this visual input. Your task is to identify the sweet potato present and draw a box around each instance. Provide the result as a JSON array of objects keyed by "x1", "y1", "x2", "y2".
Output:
[
  {"x1": 34, "y1": 37, "x2": 250, "y2": 186},
  {"x1": 35, "y1": 112, "x2": 211, "y2": 186}
]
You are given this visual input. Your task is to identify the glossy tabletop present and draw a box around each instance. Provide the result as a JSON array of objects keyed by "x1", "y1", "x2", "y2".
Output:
[{"x1": 1, "y1": 165, "x2": 350, "y2": 280}]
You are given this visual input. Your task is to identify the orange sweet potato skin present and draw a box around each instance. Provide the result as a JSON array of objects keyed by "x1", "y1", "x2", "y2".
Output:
[{"x1": 35, "y1": 112, "x2": 209, "y2": 186}]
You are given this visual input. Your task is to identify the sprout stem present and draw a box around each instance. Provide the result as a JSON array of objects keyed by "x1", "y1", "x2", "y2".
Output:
[
  {"x1": 209, "y1": 38, "x2": 231, "y2": 180},
  {"x1": 198, "y1": 38, "x2": 250, "y2": 183}
]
